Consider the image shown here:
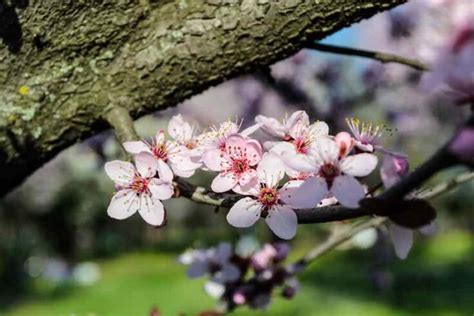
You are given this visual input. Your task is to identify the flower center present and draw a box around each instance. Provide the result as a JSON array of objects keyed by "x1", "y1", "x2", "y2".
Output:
[
  {"x1": 319, "y1": 163, "x2": 340, "y2": 184},
  {"x1": 130, "y1": 176, "x2": 149, "y2": 194},
  {"x1": 185, "y1": 140, "x2": 197, "y2": 149},
  {"x1": 152, "y1": 144, "x2": 168, "y2": 161},
  {"x1": 293, "y1": 137, "x2": 310, "y2": 154},
  {"x1": 231, "y1": 158, "x2": 249, "y2": 174},
  {"x1": 258, "y1": 187, "x2": 279, "y2": 209}
]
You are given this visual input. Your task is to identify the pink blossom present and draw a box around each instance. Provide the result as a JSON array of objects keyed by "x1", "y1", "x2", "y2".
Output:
[
  {"x1": 421, "y1": 22, "x2": 474, "y2": 105},
  {"x1": 226, "y1": 153, "x2": 325, "y2": 239},
  {"x1": 346, "y1": 118, "x2": 384, "y2": 153},
  {"x1": 270, "y1": 119, "x2": 330, "y2": 155},
  {"x1": 202, "y1": 134, "x2": 263, "y2": 193},
  {"x1": 379, "y1": 153, "x2": 437, "y2": 260},
  {"x1": 123, "y1": 129, "x2": 197, "y2": 178},
  {"x1": 283, "y1": 138, "x2": 378, "y2": 208},
  {"x1": 167, "y1": 114, "x2": 203, "y2": 171},
  {"x1": 104, "y1": 152, "x2": 174, "y2": 226},
  {"x1": 255, "y1": 110, "x2": 309, "y2": 139},
  {"x1": 199, "y1": 120, "x2": 260, "y2": 153},
  {"x1": 233, "y1": 292, "x2": 247, "y2": 305},
  {"x1": 251, "y1": 244, "x2": 277, "y2": 270}
]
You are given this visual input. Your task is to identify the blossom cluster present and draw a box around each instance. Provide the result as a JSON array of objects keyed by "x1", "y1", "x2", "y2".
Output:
[
  {"x1": 178, "y1": 242, "x2": 298, "y2": 311},
  {"x1": 104, "y1": 111, "x2": 406, "y2": 240}
]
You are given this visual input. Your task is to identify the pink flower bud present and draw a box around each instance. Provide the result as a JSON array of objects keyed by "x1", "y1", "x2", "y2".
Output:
[
  {"x1": 381, "y1": 153, "x2": 409, "y2": 188},
  {"x1": 233, "y1": 292, "x2": 247, "y2": 305},
  {"x1": 448, "y1": 127, "x2": 474, "y2": 163},
  {"x1": 335, "y1": 131, "x2": 354, "y2": 158}
]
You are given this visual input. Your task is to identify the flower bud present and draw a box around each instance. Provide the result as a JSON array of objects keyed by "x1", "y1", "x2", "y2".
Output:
[
  {"x1": 232, "y1": 291, "x2": 247, "y2": 305},
  {"x1": 448, "y1": 127, "x2": 474, "y2": 165},
  {"x1": 381, "y1": 153, "x2": 409, "y2": 188}
]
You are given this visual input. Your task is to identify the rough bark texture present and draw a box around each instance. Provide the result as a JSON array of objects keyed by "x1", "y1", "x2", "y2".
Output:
[{"x1": 0, "y1": 0, "x2": 405, "y2": 196}]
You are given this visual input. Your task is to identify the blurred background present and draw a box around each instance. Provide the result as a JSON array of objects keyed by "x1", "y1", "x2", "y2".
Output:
[{"x1": 1, "y1": 1, "x2": 473, "y2": 315}]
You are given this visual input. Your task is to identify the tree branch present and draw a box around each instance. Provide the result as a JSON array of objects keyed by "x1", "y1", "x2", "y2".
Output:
[
  {"x1": 175, "y1": 142, "x2": 469, "y2": 225},
  {"x1": 293, "y1": 171, "x2": 474, "y2": 268},
  {"x1": 0, "y1": 0, "x2": 406, "y2": 196},
  {"x1": 297, "y1": 218, "x2": 387, "y2": 266},
  {"x1": 306, "y1": 42, "x2": 430, "y2": 71}
]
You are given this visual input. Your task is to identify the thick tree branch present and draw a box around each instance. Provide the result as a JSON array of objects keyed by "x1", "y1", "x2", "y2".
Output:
[
  {"x1": 0, "y1": 0, "x2": 406, "y2": 196},
  {"x1": 306, "y1": 42, "x2": 430, "y2": 71}
]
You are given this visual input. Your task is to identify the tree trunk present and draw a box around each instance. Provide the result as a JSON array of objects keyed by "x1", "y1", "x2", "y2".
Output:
[{"x1": 0, "y1": 0, "x2": 405, "y2": 196}]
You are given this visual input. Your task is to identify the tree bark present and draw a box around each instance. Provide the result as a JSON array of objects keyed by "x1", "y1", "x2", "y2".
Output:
[{"x1": 0, "y1": 0, "x2": 405, "y2": 196}]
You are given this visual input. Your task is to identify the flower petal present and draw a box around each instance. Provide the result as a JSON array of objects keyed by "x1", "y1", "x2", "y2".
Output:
[
  {"x1": 241, "y1": 122, "x2": 262, "y2": 136},
  {"x1": 123, "y1": 141, "x2": 151, "y2": 154},
  {"x1": 331, "y1": 175, "x2": 365, "y2": 208},
  {"x1": 340, "y1": 153, "x2": 378, "y2": 177},
  {"x1": 157, "y1": 159, "x2": 174, "y2": 182},
  {"x1": 335, "y1": 131, "x2": 354, "y2": 158},
  {"x1": 313, "y1": 137, "x2": 339, "y2": 164},
  {"x1": 245, "y1": 139, "x2": 263, "y2": 166},
  {"x1": 170, "y1": 153, "x2": 202, "y2": 171},
  {"x1": 265, "y1": 205, "x2": 298, "y2": 240},
  {"x1": 269, "y1": 141, "x2": 296, "y2": 156},
  {"x1": 104, "y1": 161, "x2": 135, "y2": 185},
  {"x1": 138, "y1": 195, "x2": 165, "y2": 226},
  {"x1": 202, "y1": 148, "x2": 224, "y2": 171},
  {"x1": 279, "y1": 177, "x2": 327, "y2": 209},
  {"x1": 233, "y1": 179, "x2": 259, "y2": 196},
  {"x1": 309, "y1": 121, "x2": 329, "y2": 137},
  {"x1": 419, "y1": 221, "x2": 437, "y2": 236},
  {"x1": 257, "y1": 152, "x2": 285, "y2": 188},
  {"x1": 211, "y1": 172, "x2": 238, "y2": 193},
  {"x1": 172, "y1": 165, "x2": 195, "y2": 178},
  {"x1": 168, "y1": 114, "x2": 193, "y2": 141},
  {"x1": 149, "y1": 178, "x2": 174, "y2": 200},
  {"x1": 285, "y1": 110, "x2": 309, "y2": 130},
  {"x1": 134, "y1": 152, "x2": 158, "y2": 178},
  {"x1": 226, "y1": 197, "x2": 261, "y2": 228},
  {"x1": 389, "y1": 223, "x2": 413, "y2": 259},
  {"x1": 239, "y1": 169, "x2": 257, "y2": 186},
  {"x1": 281, "y1": 152, "x2": 317, "y2": 174},
  {"x1": 107, "y1": 190, "x2": 138, "y2": 220},
  {"x1": 225, "y1": 134, "x2": 247, "y2": 149},
  {"x1": 255, "y1": 115, "x2": 286, "y2": 138}
]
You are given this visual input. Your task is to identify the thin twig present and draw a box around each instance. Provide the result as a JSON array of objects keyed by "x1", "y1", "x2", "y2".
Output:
[
  {"x1": 417, "y1": 171, "x2": 474, "y2": 200},
  {"x1": 298, "y1": 217, "x2": 387, "y2": 265},
  {"x1": 306, "y1": 42, "x2": 430, "y2": 71}
]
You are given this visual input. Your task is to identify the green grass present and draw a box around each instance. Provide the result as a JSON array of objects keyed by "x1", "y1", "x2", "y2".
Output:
[{"x1": 3, "y1": 231, "x2": 473, "y2": 316}]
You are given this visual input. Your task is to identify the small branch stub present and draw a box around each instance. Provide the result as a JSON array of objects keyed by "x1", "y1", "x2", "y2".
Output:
[{"x1": 105, "y1": 106, "x2": 139, "y2": 144}]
